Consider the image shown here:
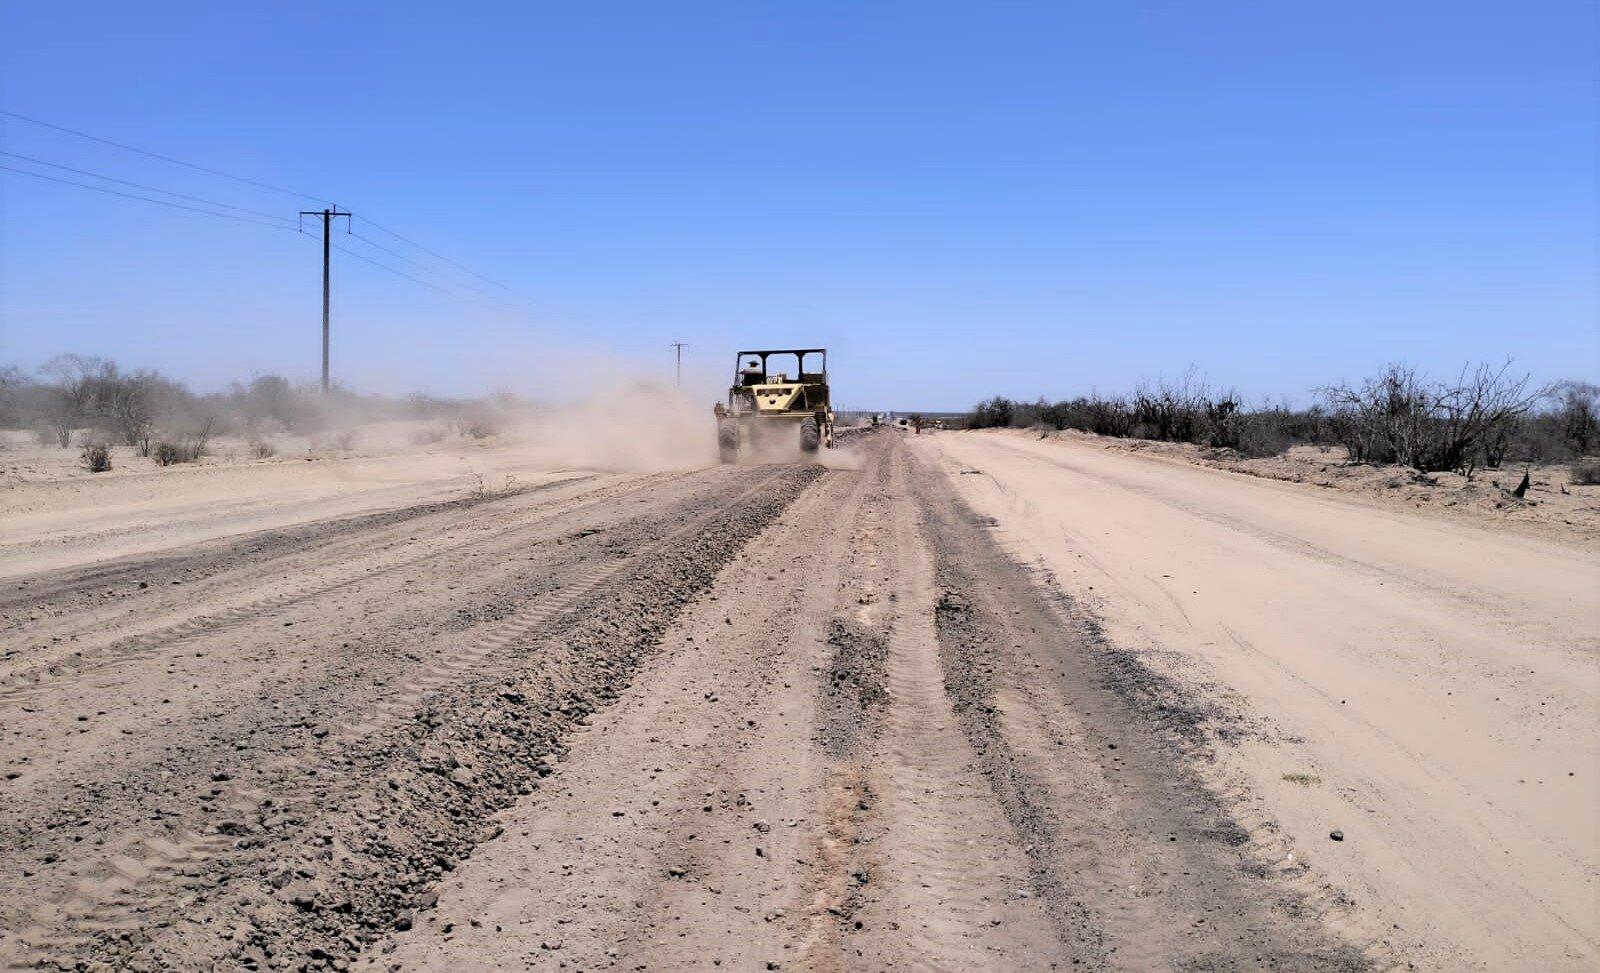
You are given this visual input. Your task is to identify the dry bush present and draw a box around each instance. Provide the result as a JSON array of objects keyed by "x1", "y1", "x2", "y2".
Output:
[
  {"x1": 1132, "y1": 371, "x2": 1216, "y2": 443},
  {"x1": 152, "y1": 441, "x2": 184, "y2": 466},
  {"x1": 1554, "y1": 382, "x2": 1599, "y2": 457},
  {"x1": 80, "y1": 442, "x2": 112, "y2": 473},
  {"x1": 152, "y1": 419, "x2": 214, "y2": 466},
  {"x1": 467, "y1": 472, "x2": 518, "y2": 500},
  {"x1": 249, "y1": 439, "x2": 277, "y2": 459},
  {"x1": 1572, "y1": 459, "x2": 1600, "y2": 486},
  {"x1": 188, "y1": 418, "x2": 214, "y2": 461},
  {"x1": 1322, "y1": 363, "x2": 1546, "y2": 476},
  {"x1": 463, "y1": 418, "x2": 497, "y2": 439},
  {"x1": 1230, "y1": 414, "x2": 1295, "y2": 459},
  {"x1": 968, "y1": 396, "x2": 1015, "y2": 429}
]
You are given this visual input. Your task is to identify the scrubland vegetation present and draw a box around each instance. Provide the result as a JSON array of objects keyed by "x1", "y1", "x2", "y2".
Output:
[
  {"x1": 969, "y1": 363, "x2": 1598, "y2": 479},
  {"x1": 0, "y1": 354, "x2": 514, "y2": 469}
]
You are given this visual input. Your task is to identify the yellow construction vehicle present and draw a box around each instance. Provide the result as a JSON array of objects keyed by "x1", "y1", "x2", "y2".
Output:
[{"x1": 714, "y1": 348, "x2": 835, "y2": 463}]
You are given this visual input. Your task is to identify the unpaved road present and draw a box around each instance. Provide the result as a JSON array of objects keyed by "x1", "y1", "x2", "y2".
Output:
[
  {"x1": 0, "y1": 429, "x2": 1591, "y2": 971},
  {"x1": 924, "y1": 431, "x2": 1600, "y2": 972}
]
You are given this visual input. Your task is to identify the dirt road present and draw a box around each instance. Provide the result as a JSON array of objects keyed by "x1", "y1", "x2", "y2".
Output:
[
  {"x1": 2, "y1": 429, "x2": 1589, "y2": 971},
  {"x1": 924, "y1": 430, "x2": 1600, "y2": 971}
]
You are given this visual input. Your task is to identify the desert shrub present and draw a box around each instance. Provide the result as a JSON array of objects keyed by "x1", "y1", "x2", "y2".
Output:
[
  {"x1": 1232, "y1": 413, "x2": 1295, "y2": 459},
  {"x1": 1322, "y1": 363, "x2": 1545, "y2": 476},
  {"x1": 1076, "y1": 395, "x2": 1136, "y2": 437},
  {"x1": 187, "y1": 419, "x2": 214, "y2": 461},
  {"x1": 1556, "y1": 382, "x2": 1599, "y2": 456},
  {"x1": 1, "y1": 355, "x2": 515, "y2": 448},
  {"x1": 1572, "y1": 459, "x2": 1600, "y2": 486},
  {"x1": 966, "y1": 384, "x2": 1299, "y2": 457},
  {"x1": 968, "y1": 396, "x2": 1016, "y2": 429},
  {"x1": 249, "y1": 439, "x2": 277, "y2": 459},
  {"x1": 80, "y1": 442, "x2": 112, "y2": 473},
  {"x1": 1133, "y1": 375, "x2": 1212, "y2": 443},
  {"x1": 467, "y1": 472, "x2": 518, "y2": 499},
  {"x1": 151, "y1": 419, "x2": 213, "y2": 466},
  {"x1": 463, "y1": 418, "x2": 496, "y2": 439}
]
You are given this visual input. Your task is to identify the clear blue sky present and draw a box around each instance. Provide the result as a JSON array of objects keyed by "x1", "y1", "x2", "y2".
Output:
[{"x1": 2, "y1": 1, "x2": 1596, "y2": 409}]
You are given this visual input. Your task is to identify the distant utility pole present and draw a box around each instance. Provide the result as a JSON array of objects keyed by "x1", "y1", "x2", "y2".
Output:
[
  {"x1": 669, "y1": 341, "x2": 689, "y2": 387},
  {"x1": 300, "y1": 207, "x2": 351, "y2": 394}
]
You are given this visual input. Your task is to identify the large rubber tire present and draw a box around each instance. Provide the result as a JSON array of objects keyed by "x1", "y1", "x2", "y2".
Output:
[
  {"x1": 799, "y1": 416, "x2": 820, "y2": 453},
  {"x1": 718, "y1": 419, "x2": 739, "y2": 464}
]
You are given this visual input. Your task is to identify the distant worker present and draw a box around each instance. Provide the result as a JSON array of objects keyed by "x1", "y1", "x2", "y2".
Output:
[{"x1": 741, "y1": 359, "x2": 764, "y2": 387}]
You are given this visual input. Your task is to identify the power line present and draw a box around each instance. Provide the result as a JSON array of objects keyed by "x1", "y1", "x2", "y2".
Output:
[
  {"x1": 1, "y1": 108, "x2": 336, "y2": 206},
  {"x1": 0, "y1": 163, "x2": 301, "y2": 232},
  {"x1": 0, "y1": 150, "x2": 296, "y2": 223},
  {"x1": 330, "y1": 241, "x2": 456, "y2": 295},
  {"x1": 346, "y1": 231, "x2": 505, "y2": 300},
  {"x1": 359, "y1": 217, "x2": 520, "y2": 295},
  {"x1": 4, "y1": 110, "x2": 520, "y2": 305}
]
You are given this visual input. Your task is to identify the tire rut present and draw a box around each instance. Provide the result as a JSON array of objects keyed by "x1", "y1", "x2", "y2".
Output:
[
  {"x1": 0, "y1": 466, "x2": 819, "y2": 972},
  {"x1": 913, "y1": 443, "x2": 1373, "y2": 971},
  {"x1": 0, "y1": 473, "x2": 687, "y2": 700}
]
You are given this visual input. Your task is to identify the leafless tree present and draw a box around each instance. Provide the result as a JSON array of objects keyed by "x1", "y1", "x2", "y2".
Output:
[
  {"x1": 1322, "y1": 362, "x2": 1547, "y2": 476},
  {"x1": 39, "y1": 354, "x2": 108, "y2": 447}
]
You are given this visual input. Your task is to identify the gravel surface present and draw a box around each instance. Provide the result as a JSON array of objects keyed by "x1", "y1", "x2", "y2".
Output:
[
  {"x1": 1, "y1": 431, "x2": 1446, "y2": 971},
  {"x1": 0, "y1": 464, "x2": 817, "y2": 970}
]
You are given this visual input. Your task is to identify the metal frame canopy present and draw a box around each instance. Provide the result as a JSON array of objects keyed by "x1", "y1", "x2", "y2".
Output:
[{"x1": 732, "y1": 349, "x2": 827, "y2": 382}]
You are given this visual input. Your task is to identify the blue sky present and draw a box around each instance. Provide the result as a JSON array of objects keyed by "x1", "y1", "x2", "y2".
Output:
[{"x1": 1, "y1": 1, "x2": 1595, "y2": 409}]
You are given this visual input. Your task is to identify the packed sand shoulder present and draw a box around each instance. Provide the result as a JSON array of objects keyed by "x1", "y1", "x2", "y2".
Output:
[{"x1": 1002, "y1": 427, "x2": 1600, "y2": 545}]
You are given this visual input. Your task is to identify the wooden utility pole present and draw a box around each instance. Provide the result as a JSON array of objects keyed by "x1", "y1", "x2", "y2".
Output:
[
  {"x1": 300, "y1": 207, "x2": 351, "y2": 394},
  {"x1": 669, "y1": 341, "x2": 689, "y2": 388}
]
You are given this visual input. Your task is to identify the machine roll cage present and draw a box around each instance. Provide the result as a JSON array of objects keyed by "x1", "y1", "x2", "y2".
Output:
[{"x1": 732, "y1": 349, "x2": 827, "y2": 386}]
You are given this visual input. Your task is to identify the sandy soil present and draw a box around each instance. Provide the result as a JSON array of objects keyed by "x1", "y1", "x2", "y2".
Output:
[
  {"x1": 1029, "y1": 428, "x2": 1600, "y2": 545},
  {"x1": 923, "y1": 429, "x2": 1600, "y2": 971},
  {"x1": 1, "y1": 426, "x2": 1590, "y2": 971},
  {"x1": 0, "y1": 415, "x2": 717, "y2": 580}
]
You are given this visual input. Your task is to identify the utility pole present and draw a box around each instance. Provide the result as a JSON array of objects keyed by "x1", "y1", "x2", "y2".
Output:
[
  {"x1": 669, "y1": 341, "x2": 689, "y2": 388},
  {"x1": 300, "y1": 207, "x2": 351, "y2": 394}
]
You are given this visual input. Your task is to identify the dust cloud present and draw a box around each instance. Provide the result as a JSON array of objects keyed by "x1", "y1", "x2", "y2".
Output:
[
  {"x1": 505, "y1": 382, "x2": 720, "y2": 472},
  {"x1": 504, "y1": 388, "x2": 866, "y2": 472}
]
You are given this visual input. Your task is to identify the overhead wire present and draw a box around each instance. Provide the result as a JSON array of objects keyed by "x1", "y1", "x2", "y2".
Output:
[
  {"x1": 331, "y1": 242, "x2": 469, "y2": 297},
  {"x1": 346, "y1": 230, "x2": 517, "y2": 306},
  {"x1": 3, "y1": 163, "x2": 469, "y2": 300},
  {"x1": 1, "y1": 108, "x2": 336, "y2": 206},
  {"x1": 3, "y1": 110, "x2": 528, "y2": 306},
  {"x1": 0, "y1": 150, "x2": 297, "y2": 224},
  {"x1": 358, "y1": 217, "x2": 521, "y2": 296},
  {"x1": 0, "y1": 163, "x2": 302, "y2": 232}
]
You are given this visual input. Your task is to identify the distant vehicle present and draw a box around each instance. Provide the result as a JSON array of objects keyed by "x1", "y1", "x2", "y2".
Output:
[
  {"x1": 892, "y1": 417, "x2": 912, "y2": 431},
  {"x1": 714, "y1": 348, "x2": 835, "y2": 462}
]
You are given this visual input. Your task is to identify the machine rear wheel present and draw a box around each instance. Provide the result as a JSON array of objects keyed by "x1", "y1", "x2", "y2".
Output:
[{"x1": 799, "y1": 416, "x2": 820, "y2": 453}]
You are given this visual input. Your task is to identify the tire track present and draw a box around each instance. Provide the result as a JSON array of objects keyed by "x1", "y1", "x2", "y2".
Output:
[
  {"x1": 3, "y1": 466, "x2": 817, "y2": 973},
  {"x1": 914, "y1": 443, "x2": 1374, "y2": 971},
  {"x1": 0, "y1": 472, "x2": 690, "y2": 703}
]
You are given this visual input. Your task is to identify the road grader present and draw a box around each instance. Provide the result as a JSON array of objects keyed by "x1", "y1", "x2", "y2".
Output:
[{"x1": 714, "y1": 348, "x2": 835, "y2": 463}]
